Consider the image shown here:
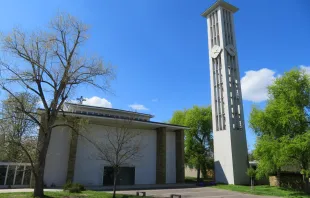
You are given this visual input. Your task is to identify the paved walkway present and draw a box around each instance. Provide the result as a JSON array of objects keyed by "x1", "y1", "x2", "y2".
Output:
[
  {"x1": 0, "y1": 186, "x2": 278, "y2": 198},
  {"x1": 0, "y1": 188, "x2": 61, "y2": 193},
  {"x1": 114, "y1": 187, "x2": 278, "y2": 198}
]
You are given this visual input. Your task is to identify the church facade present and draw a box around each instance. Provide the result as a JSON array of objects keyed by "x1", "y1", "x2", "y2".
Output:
[{"x1": 43, "y1": 103, "x2": 186, "y2": 187}]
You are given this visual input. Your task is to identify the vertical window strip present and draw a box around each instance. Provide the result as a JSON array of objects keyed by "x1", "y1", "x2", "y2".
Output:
[
  {"x1": 216, "y1": 57, "x2": 222, "y2": 130},
  {"x1": 219, "y1": 57, "x2": 225, "y2": 130},
  {"x1": 216, "y1": 58, "x2": 221, "y2": 131},
  {"x1": 213, "y1": 12, "x2": 217, "y2": 45},
  {"x1": 224, "y1": 10, "x2": 229, "y2": 45},
  {"x1": 213, "y1": 58, "x2": 219, "y2": 131},
  {"x1": 228, "y1": 12, "x2": 234, "y2": 45},
  {"x1": 216, "y1": 10, "x2": 220, "y2": 46}
]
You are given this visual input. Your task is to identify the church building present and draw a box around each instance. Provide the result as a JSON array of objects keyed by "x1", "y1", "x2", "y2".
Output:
[{"x1": 43, "y1": 102, "x2": 186, "y2": 187}]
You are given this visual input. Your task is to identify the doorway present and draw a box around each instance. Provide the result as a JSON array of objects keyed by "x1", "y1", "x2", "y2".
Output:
[{"x1": 103, "y1": 167, "x2": 135, "y2": 186}]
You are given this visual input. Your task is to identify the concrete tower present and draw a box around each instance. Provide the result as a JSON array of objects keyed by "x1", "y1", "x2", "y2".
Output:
[{"x1": 202, "y1": 0, "x2": 249, "y2": 184}]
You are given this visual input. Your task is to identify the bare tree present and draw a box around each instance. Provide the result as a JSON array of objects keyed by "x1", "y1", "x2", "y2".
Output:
[
  {"x1": 0, "y1": 93, "x2": 38, "y2": 163},
  {"x1": 0, "y1": 13, "x2": 114, "y2": 197},
  {"x1": 85, "y1": 120, "x2": 143, "y2": 198}
]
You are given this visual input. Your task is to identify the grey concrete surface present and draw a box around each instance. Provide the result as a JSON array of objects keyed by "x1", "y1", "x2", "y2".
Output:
[
  {"x1": 0, "y1": 186, "x2": 279, "y2": 198},
  {"x1": 0, "y1": 188, "x2": 61, "y2": 193},
  {"x1": 114, "y1": 187, "x2": 278, "y2": 198}
]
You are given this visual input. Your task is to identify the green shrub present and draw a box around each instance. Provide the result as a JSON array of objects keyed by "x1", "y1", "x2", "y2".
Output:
[
  {"x1": 74, "y1": 183, "x2": 85, "y2": 191},
  {"x1": 68, "y1": 185, "x2": 81, "y2": 193},
  {"x1": 246, "y1": 167, "x2": 256, "y2": 178},
  {"x1": 63, "y1": 181, "x2": 72, "y2": 191},
  {"x1": 63, "y1": 182, "x2": 85, "y2": 193}
]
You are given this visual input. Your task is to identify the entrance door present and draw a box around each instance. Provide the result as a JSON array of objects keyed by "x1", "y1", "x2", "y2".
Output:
[{"x1": 103, "y1": 167, "x2": 135, "y2": 186}]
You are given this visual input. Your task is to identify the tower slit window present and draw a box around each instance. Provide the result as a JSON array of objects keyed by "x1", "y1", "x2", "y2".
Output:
[
  {"x1": 213, "y1": 59, "x2": 219, "y2": 131},
  {"x1": 219, "y1": 64, "x2": 224, "y2": 130},
  {"x1": 216, "y1": 59, "x2": 221, "y2": 131}
]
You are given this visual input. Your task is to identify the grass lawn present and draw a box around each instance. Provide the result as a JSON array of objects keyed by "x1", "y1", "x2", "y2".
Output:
[
  {"x1": 214, "y1": 185, "x2": 310, "y2": 198},
  {"x1": 0, "y1": 190, "x2": 148, "y2": 198}
]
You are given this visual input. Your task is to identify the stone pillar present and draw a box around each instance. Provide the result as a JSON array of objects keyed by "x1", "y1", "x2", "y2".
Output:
[
  {"x1": 175, "y1": 129, "x2": 185, "y2": 183},
  {"x1": 66, "y1": 124, "x2": 79, "y2": 183},
  {"x1": 156, "y1": 127, "x2": 166, "y2": 184}
]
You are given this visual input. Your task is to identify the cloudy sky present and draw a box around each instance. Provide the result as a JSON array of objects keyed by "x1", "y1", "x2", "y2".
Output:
[{"x1": 1, "y1": 0, "x2": 309, "y2": 150}]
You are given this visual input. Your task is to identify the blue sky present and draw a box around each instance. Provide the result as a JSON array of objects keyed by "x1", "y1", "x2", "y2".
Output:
[{"x1": 1, "y1": 0, "x2": 310, "y2": 150}]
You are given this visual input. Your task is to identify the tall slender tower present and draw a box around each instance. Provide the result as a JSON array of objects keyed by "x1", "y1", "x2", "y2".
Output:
[{"x1": 202, "y1": 0, "x2": 249, "y2": 184}]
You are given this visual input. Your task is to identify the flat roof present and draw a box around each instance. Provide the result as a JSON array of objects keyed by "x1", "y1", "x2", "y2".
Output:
[
  {"x1": 201, "y1": 0, "x2": 239, "y2": 18},
  {"x1": 65, "y1": 102, "x2": 154, "y2": 118},
  {"x1": 38, "y1": 109, "x2": 188, "y2": 130}
]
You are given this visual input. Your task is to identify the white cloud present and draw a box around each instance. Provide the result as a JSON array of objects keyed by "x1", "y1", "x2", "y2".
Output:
[
  {"x1": 151, "y1": 98, "x2": 159, "y2": 102},
  {"x1": 300, "y1": 65, "x2": 310, "y2": 74},
  {"x1": 129, "y1": 104, "x2": 149, "y2": 111},
  {"x1": 241, "y1": 68, "x2": 276, "y2": 103},
  {"x1": 83, "y1": 96, "x2": 112, "y2": 108}
]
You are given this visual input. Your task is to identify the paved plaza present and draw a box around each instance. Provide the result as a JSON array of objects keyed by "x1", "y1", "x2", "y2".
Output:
[
  {"x1": 0, "y1": 187, "x2": 278, "y2": 198},
  {"x1": 114, "y1": 187, "x2": 277, "y2": 198}
]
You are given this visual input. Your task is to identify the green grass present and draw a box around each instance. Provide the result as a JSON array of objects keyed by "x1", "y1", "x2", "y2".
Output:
[
  {"x1": 0, "y1": 190, "x2": 148, "y2": 198},
  {"x1": 214, "y1": 185, "x2": 310, "y2": 198}
]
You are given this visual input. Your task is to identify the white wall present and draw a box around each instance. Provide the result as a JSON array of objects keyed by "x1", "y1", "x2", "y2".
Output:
[
  {"x1": 44, "y1": 126, "x2": 71, "y2": 186},
  {"x1": 73, "y1": 124, "x2": 157, "y2": 186},
  {"x1": 166, "y1": 132, "x2": 176, "y2": 183}
]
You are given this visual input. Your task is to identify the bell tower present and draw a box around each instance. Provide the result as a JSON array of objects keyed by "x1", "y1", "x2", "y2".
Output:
[{"x1": 202, "y1": 0, "x2": 249, "y2": 184}]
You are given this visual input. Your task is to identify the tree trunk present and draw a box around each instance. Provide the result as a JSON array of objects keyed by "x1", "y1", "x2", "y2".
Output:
[
  {"x1": 196, "y1": 166, "x2": 201, "y2": 183},
  {"x1": 33, "y1": 124, "x2": 51, "y2": 198},
  {"x1": 113, "y1": 172, "x2": 117, "y2": 198},
  {"x1": 33, "y1": 150, "x2": 48, "y2": 198},
  {"x1": 251, "y1": 177, "x2": 254, "y2": 190}
]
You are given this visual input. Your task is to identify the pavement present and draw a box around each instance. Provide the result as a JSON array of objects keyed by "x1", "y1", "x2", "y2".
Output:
[
  {"x1": 0, "y1": 186, "x2": 278, "y2": 198},
  {"x1": 0, "y1": 188, "x2": 61, "y2": 193},
  {"x1": 112, "y1": 187, "x2": 278, "y2": 198}
]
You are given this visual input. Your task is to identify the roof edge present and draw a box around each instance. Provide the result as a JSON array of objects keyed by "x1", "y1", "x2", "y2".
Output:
[
  {"x1": 201, "y1": 0, "x2": 239, "y2": 18},
  {"x1": 37, "y1": 109, "x2": 189, "y2": 130},
  {"x1": 65, "y1": 102, "x2": 154, "y2": 118}
]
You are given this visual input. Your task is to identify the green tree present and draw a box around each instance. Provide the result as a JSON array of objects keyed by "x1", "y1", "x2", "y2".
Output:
[
  {"x1": 282, "y1": 133, "x2": 310, "y2": 192},
  {"x1": 170, "y1": 106, "x2": 213, "y2": 182},
  {"x1": 0, "y1": 93, "x2": 38, "y2": 163},
  {"x1": 253, "y1": 136, "x2": 288, "y2": 180},
  {"x1": 250, "y1": 68, "x2": 310, "y2": 190},
  {"x1": 250, "y1": 69, "x2": 310, "y2": 138},
  {"x1": 246, "y1": 167, "x2": 256, "y2": 190},
  {"x1": 248, "y1": 152, "x2": 255, "y2": 161}
]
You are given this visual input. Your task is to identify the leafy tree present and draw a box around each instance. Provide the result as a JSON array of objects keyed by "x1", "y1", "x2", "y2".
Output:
[
  {"x1": 250, "y1": 68, "x2": 310, "y2": 190},
  {"x1": 282, "y1": 133, "x2": 310, "y2": 171},
  {"x1": 250, "y1": 69, "x2": 310, "y2": 138},
  {"x1": 282, "y1": 133, "x2": 310, "y2": 192},
  {"x1": 253, "y1": 136, "x2": 288, "y2": 180},
  {"x1": 248, "y1": 152, "x2": 255, "y2": 161},
  {"x1": 170, "y1": 106, "x2": 213, "y2": 182},
  {"x1": 246, "y1": 167, "x2": 256, "y2": 190},
  {"x1": 0, "y1": 93, "x2": 38, "y2": 162},
  {"x1": 0, "y1": 13, "x2": 114, "y2": 197}
]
